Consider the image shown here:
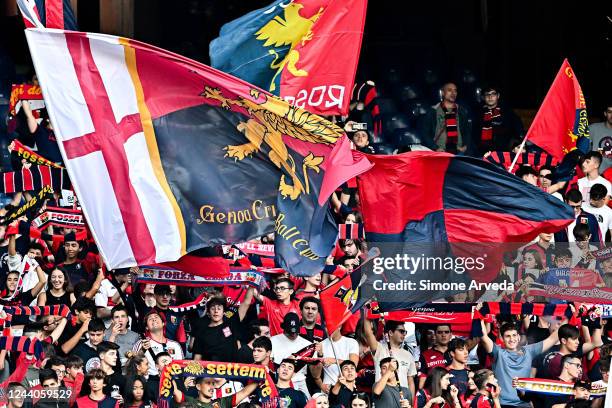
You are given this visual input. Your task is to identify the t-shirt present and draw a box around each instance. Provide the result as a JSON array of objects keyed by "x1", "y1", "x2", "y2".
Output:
[
  {"x1": 32, "y1": 126, "x2": 63, "y2": 163},
  {"x1": 469, "y1": 394, "x2": 496, "y2": 408},
  {"x1": 75, "y1": 395, "x2": 119, "y2": 408},
  {"x1": 590, "y1": 122, "x2": 612, "y2": 172},
  {"x1": 329, "y1": 383, "x2": 355, "y2": 408},
  {"x1": 374, "y1": 384, "x2": 411, "y2": 408},
  {"x1": 103, "y1": 329, "x2": 140, "y2": 366},
  {"x1": 132, "y1": 337, "x2": 184, "y2": 376},
  {"x1": 448, "y1": 367, "x2": 470, "y2": 396},
  {"x1": 578, "y1": 176, "x2": 612, "y2": 203},
  {"x1": 583, "y1": 202, "x2": 612, "y2": 240},
  {"x1": 373, "y1": 341, "x2": 417, "y2": 389},
  {"x1": 193, "y1": 314, "x2": 241, "y2": 362},
  {"x1": 491, "y1": 341, "x2": 543, "y2": 407},
  {"x1": 184, "y1": 395, "x2": 234, "y2": 408},
  {"x1": 277, "y1": 387, "x2": 307, "y2": 408},
  {"x1": 418, "y1": 348, "x2": 449, "y2": 378},
  {"x1": 321, "y1": 336, "x2": 359, "y2": 385},
  {"x1": 532, "y1": 345, "x2": 584, "y2": 379},
  {"x1": 261, "y1": 296, "x2": 301, "y2": 336},
  {"x1": 270, "y1": 333, "x2": 311, "y2": 396}
]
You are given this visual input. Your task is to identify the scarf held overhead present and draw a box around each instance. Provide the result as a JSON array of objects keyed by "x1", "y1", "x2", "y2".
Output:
[{"x1": 8, "y1": 139, "x2": 63, "y2": 169}]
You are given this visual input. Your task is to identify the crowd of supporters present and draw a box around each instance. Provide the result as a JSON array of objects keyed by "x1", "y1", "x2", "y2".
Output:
[{"x1": 0, "y1": 69, "x2": 611, "y2": 408}]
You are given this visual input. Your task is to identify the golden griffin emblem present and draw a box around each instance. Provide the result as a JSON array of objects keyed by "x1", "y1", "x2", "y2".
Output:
[
  {"x1": 255, "y1": 3, "x2": 324, "y2": 92},
  {"x1": 183, "y1": 362, "x2": 205, "y2": 376},
  {"x1": 200, "y1": 86, "x2": 342, "y2": 200}
]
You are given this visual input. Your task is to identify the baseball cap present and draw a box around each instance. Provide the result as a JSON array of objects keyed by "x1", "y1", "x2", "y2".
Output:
[{"x1": 281, "y1": 312, "x2": 301, "y2": 334}]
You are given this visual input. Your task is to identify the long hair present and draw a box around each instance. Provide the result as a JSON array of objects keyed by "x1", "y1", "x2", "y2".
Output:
[
  {"x1": 424, "y1": 367, "x2": 453, "y2": 404},
  {"x1": 124, "y1": 353, "x2": 148, "y2": 378},
  {"x1": 48, "y1": 267, "x2": 73, "y2": 293},
  {"x1": 124, "y1": 375, "x2": 153, "y2": 406}
]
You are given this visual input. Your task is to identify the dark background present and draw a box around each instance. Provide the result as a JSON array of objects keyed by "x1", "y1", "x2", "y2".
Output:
[{"x1": 1, "y1": 0, "x2": 610, "y2": 117}]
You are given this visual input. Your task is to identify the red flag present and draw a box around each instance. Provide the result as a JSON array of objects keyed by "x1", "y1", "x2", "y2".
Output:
[
  {"x1": 525, "y1": 59, "x2": 589, "y2": 161},
  {"x1": 319, "y1": 269, "x2": 366, "y2": 334},
  {"x1": 158, "y1": 255, "x2": 229, "y2": 278}
]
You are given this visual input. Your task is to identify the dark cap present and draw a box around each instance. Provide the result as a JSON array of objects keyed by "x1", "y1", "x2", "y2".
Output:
[
  {"x1": 281, "y1": 312, "x2": 301, "y2": 334},
  {"x1": 63, "y1": 231, "x2": 78, "y2": 243},
  {"x1": 574, "y1": 380, "x2": 591, "y2": 390},
  {"x1": 113, "y1": 268, "x2": 130, "y2": 276},
  {"x1": 154, "y1": 285, "x2": 172, "y2": 295}
]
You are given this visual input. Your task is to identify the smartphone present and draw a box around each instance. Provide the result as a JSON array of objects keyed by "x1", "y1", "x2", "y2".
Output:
[
  {"x1": 485, "y1": 383, "x2": 497, "y2": 392},
  {"x1": 352, "y1": 123, "x2": 367, "y2": 131}
]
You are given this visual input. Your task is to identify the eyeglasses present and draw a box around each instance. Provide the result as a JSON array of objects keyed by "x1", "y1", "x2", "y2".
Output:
[
  {"x1": 274, "y1": 286, "x2": 290, "y2": 292},
  {"x1": 568, "y1": 362, "x2": 582, "y2": 369},
  {"x1": 396, "y1": 329, "x2": 407, "y2": 334}
]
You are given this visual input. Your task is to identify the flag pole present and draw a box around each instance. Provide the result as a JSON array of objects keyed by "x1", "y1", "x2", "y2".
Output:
[{"x1": 508, "y1": 136, "x2": 528, "y2": 173}]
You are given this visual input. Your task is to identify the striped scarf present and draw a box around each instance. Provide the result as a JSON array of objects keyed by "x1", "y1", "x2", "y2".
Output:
[
  {"x1": 168, "y1": 292, "x2": 208, "y2": 314},
  {"x1": 515, "y1": 377, "x2": 606, "y2": 399},
  {"x1": 441, "y1": 103, "x2": 458, "y2": 147},
  {"x1": 481, "y1": 106, "x2": 501, "y2": 143},
  {"x1": 0, "y1": 165, "x2": 71, "y2": 193},
  {"x1": 338, "y1": 223, "x2": 365, "y2": 240},
  {"x1": 484, "y1": 151, "x2": 558, "y2": 173},
  {"x1": 0, "y1": 336, "x2": 44, "y2": 359},
  {"x1": 1, "y1": 304, "x2": 73, "y2": 335},
  {"x1": 8, "y1": 139, "x2": 63, "y2": 169}
]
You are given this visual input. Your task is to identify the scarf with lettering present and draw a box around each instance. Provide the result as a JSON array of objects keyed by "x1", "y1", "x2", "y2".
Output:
[
  {"x1": 515, "y1": 377, "x2": 605, "y2": 399},
  {"x1": 158, "y1": 360, "x2": 279, "y2": 408},
  {"x1": 481, "y1": 106, "x2": 501, "y2": 143},
  {"x1": 0, "y1": 186, "x2": 53, "y2": 225},
  {"x1": 8, "y1": 139, "x2": 63, "y2": 169},
  {"x1": 31, "y1": 206, "x2": 85, "y2": 230},
  {"x1": 0, "y1": 165, "x2": 71, "y2": 193},
  {"x1": 136, "y1": 267, "x2": 267, "y2": 291}
]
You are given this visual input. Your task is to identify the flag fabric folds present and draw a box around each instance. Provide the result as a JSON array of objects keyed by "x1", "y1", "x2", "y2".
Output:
[
  {"x1": 357, "y1": 152, "x2": 574, "y2": 308},
  {"x1": 319, "y1": 268, "x2": 368, "y2": 334},
  {"x1": 17, "y1": 0, "x2": 77, "y2": 30},
  {"x1": 210, "y1": 0, "x2": 367, "y2": 116},
  {"x1": 26, "y1": 29, "x2": 371, "y2": 275},
  {"x1": 524, "y1": 59, "x2": 589, "y2": 161}
]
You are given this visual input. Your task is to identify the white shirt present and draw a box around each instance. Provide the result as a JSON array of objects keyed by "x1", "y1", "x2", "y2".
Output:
[
  {"x1": 270, "y1": 334, "x2": 312, "y2": 397},
  {"x1": 94, "y1": 279, "x2": 117, "y2": 307},
  {"x1": 374, "y1": 341, "x2": 417, "y2": 389},
  {"x1": 583, "y1": 202, "x2": 612, "y2": 241},
  {"x1": 321, "y1": 336, "x2": 359, "y2": 385},
  {"x1": 578, "y1": 176, "x2": 612, "y2": 203},
  {"x1": 133, "y1": 337, "x2": 184, "y2": 376}
]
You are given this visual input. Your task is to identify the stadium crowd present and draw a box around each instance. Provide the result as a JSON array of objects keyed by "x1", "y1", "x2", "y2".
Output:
[{"x1": 0, "y1": 72, "x2": 611, "y2": 408}]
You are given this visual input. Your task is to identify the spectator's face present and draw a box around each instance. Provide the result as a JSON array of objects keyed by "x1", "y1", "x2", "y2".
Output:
[
  {"x1": 555, "y1": 256, "x2": 572, "y2": 269},
  {"x1": 8, "y1": 387, "x2": 26, "y2": 407},
  {"x1": 342, "y1": 240, "x2": 359, "y2": 256},
  {"x1": 581, "y1": 158, "x2": 599, "y2": 174},
  {"x1": 467, "y1": 372, "x2": 476, "y2": 391},
  {"x1": 565, "y1": 358, "x2": 583, "y2": 379},
  {"x1": 351, "y1": 398, "x2": 367, "y2": 408},
  {"x1": 208, "y1": 304, "x2": 225, "y2": 323},
  {"x1": 112, "y1": 311, "x2": 129, "y2": 330},
  {"x1": 523, "y1": 253, "x2": 537, "y2": 269},
  {"x1": 483, "y1": 90, "x2": 499, "y2": 108},
  {"x1": 345, "y1": 213, "x2": 357, "y2": 224},
  {"x1": 435, "y1": 326, "x2": 451, "y2": 346},
  {"x1": 502, "y1": 329, "x2": 520, "y2": 350},
  {"x1": 6, "y1": 273, "x2": 19, "y2": 291},
  {"x1": 539, "y1": 170, "x2": 553, "y2": 188},
  {"x1": 133, "y1": 379, "x2": 145, "y2": 401},
  {"x1": 601, "y1": 368, "x2": 609, "y2": 383},
  {"x1": 42, "y1": 378, "x2": 59, "y2": 389},
  {"x1": 67, "y1": 365, "x2": 83, "y2": 379},
  {"x1": 252, "y1": 347, "x2": 271, "y2": 364},
  {"x1": 156, "y1": 356, "x2": 172, "y2": 371},
  {"x1": 440, "y1": 373, "x2": 452, "y2": 390},
  {"x1": 278, "y1": 362, "x2": 295, "y2": 381},
  {"x1": 315, "y1": 395, "x2": 329, "y2": 408},
  {"x1": 89, "y1": 330, "x2": 104, "y2": 346},
  {"x1": 89, "y1": 377, "x2": 104, "y2": 392},
  {"x1": 155, "y1": 292, "x2": 171, "y2": 308},
  {"x1": 77, "y1": 309, "x2": 93, "y2": 323},
  {"x1": 353, "y1": 131, "x2": 369, "y2": 148},
  {"x1": 442, "y1": 84, "x2": 458, "y2": 103},
  {"x1": 341, "y1": 364, "x2": 357, "y2": 381},
  {"x1": 50, "y1": 364, "x2": 66, "y2": 382},
  {"x1": 306, "y1": 273, "x2": 321, "y2": 287},
  {"x1": 50, "y1": 270, "x2": 65, "y2": 290},
  {"x1": 146, "y1": 314, "x2": 164, "y2": 332},
  {"x1": 567, "y1": 200, "x2": 582, "y2": 217},
  {"x1": 196, "y1": 378, "x2": 216, "y2": 399},
  {"x1": 137, "y1": 359, "x2": 149, "y2": 375},
  {"x1": 539, "y1": 233, "x2": 553, "y2": 243},
  {"x1": 101, "y1": 350, "x2": 118, "y2": 367},
  {"x1": 64, "y1": 241, "x2": 80, "y2": 258},
  {"x1": 605, "y1": 107, "x2": 612, "y2": 126},
  {"x1": 522, "y1": 174, "x2": 538, "y2": 186},
  {"x1": 389, "y1": 326, "x2": 406, "y2": 344},
  {"x1": 563, "y1": 336, "x2": 580, "y2": 352},
  {"x1": 574, "y1": 386, "x2": 590, "y2": 400},
  {"x1": 274, "y1": 282, "x2": 293, "y2": 301},
  {"x1": 301, "y1": 301, "x2": 319, "y2": 324},
  {"x1": 451, "y1": 346, "x2": 468, "y2": 364},
  {"x1": 342, "y1": 259, "x2": 355, "y2": 272},
  {"x1": 258, "y1": 325, "x2": 270, "y2": 338},
  {"x1": 576, "y1": 236, "x2": 590, "y2": 250},
  {"x1": 27, "y1": 248, "x2": 42, "y2": 259}
]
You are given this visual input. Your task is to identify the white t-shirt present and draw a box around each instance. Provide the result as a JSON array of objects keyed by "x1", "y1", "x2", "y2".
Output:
[
  {"x1": 270, "y1": 334, "x2": 312, "y2": 397},
  {"x1": 374, "y1": 341, "x2": 417, "y2": 389},
  {"x1": 132, "y1": 337, "x2": 184, "y2": 376},
  {"x1": 321, "y1": 336, "x2": 359, "y2": 385},
  {"x1": 583, "y1": 203, "x2": 612, "y2": 241},
  {"x1": 94, "y1": 279, "x2": 118, "y2": 307},
  {"x1": 578, "y1": 176, "x2": 612, "y2": 203}
]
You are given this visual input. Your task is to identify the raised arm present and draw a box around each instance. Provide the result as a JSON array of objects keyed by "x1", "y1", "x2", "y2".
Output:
[
  {"x1": 30, "y1": 264, "x2": 48, "y2": 297},
  {"x1": 363, "y1": 318, "x2": 379, "y2": 353},
  {"x1": 21, "y1": 100, "x2": 39, "y2": 134},
  {"x1": 234, "y1": 382, "x2": 259, "y2": 405},
  {"x1": 238, "y1": 286, "x2": 255, "y2": 321},
  {"x1": 479, "y1": 316, "x2": 494, "y2": 354}
]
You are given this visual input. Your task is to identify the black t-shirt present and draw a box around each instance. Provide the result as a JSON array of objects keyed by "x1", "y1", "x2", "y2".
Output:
[
  {"x1": 448, "y1": 368, "x2": 470, "y2": 396},
  {"x1": 60, "y1": 262, "x2": 88, "y2": 285},
  {"x1": 57, "y1": 321, "x2": 85, "y2": 355},
  {"x1": 526, "y1": 317, "x2": 551, "y2": 345},
  {"x1": 329, "y1": 383, "x2": 354, "y2": 408},
  {"x1": 193, "y1": 314, "x2": 242, "y2": 361},
  {"x1": 32, "y1": 125, "x2": 63, "y2": 163},
  {"x1": 236, "y1": 343, "x2": 254, "y2": 364},
  {"x1": 278, "y1": 387, "x2": 307, "y2": 408},
  {"x1": 103, "y1": 370, "x2": 126, "y2": 395}
]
